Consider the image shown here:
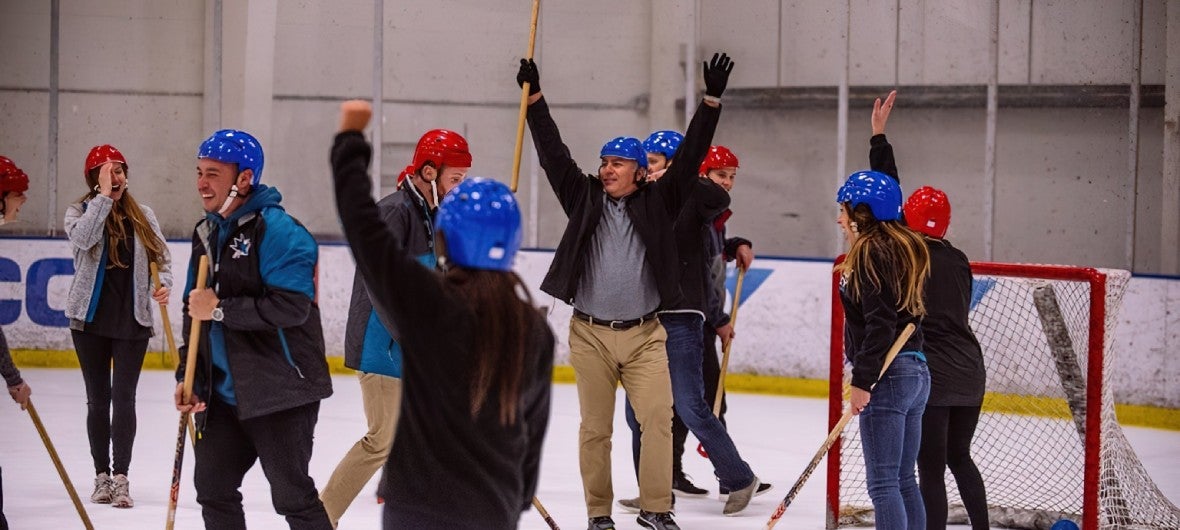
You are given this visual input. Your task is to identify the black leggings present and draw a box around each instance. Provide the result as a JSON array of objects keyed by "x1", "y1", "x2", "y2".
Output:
[
  {"x1": 71, "y1": 330, "x2": 147, "y2": 477},
  {"x1": 917, "y1": 405, "x2": 988, "y2": 530}
]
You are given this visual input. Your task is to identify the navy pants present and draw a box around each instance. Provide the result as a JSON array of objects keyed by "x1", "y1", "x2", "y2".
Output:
[{"x1": 194, "y1": 399, "x2": 331, "y2": 530}]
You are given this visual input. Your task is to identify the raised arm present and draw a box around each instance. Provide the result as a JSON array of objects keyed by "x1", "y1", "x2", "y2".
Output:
[
  {"x1": 869, "y1": 90, "x2": 899, "y2": 181},
  {"x1": 658, "y1": 53, "x2": 733, "y2": 213},
  {"x1": 518, "y1": 59, "x2": 592, "y2": 215},
  {"x1": 330, "y1": 101, "x2": 447, "y2": 327}
]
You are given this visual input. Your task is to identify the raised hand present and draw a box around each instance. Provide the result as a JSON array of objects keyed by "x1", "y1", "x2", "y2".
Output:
[
  {"x1": 97, "y1": 162, "x2": 114, "y2": 195},
  {"x1": 872, "y1": 90, "x2": 897, "y2": 136},
  {"x1": 703, "y1": 52, "x2": 735, "y2": 98},
  {"x1": 339, "y1": 100, "x2": 373, "y2": 133},
  {"x1": 517, "y1": 58, "x2": 540, "y2": 95}
]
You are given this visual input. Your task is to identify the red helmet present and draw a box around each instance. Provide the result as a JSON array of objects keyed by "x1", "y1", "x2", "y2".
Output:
[
  {"x1": 85, "y1": 144, "x2": 128, "y2": 176},
  {"x1": 904, "y1": 186, "x2": 952, "y2": 238},
  {"x1": 0, "y1": 156, "x2": 29, "y2": 193},
  {"x1": 699, "y1": 145, "x2": 739, "y2": 176},
  {"x1": 399, "y1": 129, "x2": 472, "y2": 184}
]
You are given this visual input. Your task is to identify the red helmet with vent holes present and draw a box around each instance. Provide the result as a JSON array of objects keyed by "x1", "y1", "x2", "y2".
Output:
[
  {"x1": 0, "y1": 156, "x2": 29, "y2": 193},
  {"x1": 904, "y1": 186, "x2": 951, "y2": 238},
  {"x1": 699, "y1": 145, "x2": 739, "y2": 177},
  {"x1": 85, "y1": 144, "x2": 128, "y2": 177}
]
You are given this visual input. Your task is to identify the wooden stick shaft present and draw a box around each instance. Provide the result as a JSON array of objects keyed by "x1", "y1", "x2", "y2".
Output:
[
  {"x1": 764, "y1": 322, "x2": 916, "y2": 529},
  {"x1": 532, "y1": 496, "x2": 560, "y2": 529},
  {"x1": 713, "y1": 267, "x2": 747, "y2": 416},
  {"x1": 510, "y1": 0, "x2": 541, "y2": 193},
  {"x1": 26, "y1": 400, "x2": 94, "y2": 530},
  {"x1": 166, "y1": 255, "x2": 209, "y2": 530},
  {"x1": 151, "y1": 263, "x2": 198, "y2": 446}
]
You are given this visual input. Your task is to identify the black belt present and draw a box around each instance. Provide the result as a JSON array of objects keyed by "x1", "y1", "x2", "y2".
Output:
[{"x1": 573, "y1": 310, "x2": 657, "y2": 330}]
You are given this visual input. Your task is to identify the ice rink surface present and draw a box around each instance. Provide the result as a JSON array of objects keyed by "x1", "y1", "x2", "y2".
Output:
[{"x1": 2, "y1": 369, "x2": 1177, "y2": 529}]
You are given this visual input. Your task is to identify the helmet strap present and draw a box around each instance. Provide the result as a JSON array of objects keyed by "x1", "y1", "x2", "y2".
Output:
[
  {"x1": 217, "y1": 184, "x2": 249, "y2": 216},
  {"x1": 430, "y1": 179, "x2": 439, "y2": 209}
]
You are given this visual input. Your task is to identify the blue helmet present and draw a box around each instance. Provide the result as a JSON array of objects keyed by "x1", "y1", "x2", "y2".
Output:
[
  {"x1": 599, "y1": 136, "x2": 647, "y2": 168},
  {"x1": 435, "y1": 177, "x2": 522, "y2": 271},
  {"x1": 198, "y1": 129, "x2": 265, "y2": 185},
  {"x1": 642, "y1": 130, "x2": 683, "y2": 159},
  {"x1": 836, "y1": 170, "x2": 903, "y2": 221}
]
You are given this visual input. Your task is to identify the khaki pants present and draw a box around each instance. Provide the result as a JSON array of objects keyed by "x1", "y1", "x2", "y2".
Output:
[
  {"x1": 320, "y1": 372, "x2": 402, "y2": 528},
  {"x1": 569, "y1": 317, "x2": 673, "y2": 516}
]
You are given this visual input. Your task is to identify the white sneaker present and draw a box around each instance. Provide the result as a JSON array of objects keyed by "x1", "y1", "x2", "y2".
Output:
[
  {"x1": 110, "y1": 474, "x2": 134, "y2": 508},
  {"x1": 90, "y1": 473, "x2": 112, "y2": 504}
]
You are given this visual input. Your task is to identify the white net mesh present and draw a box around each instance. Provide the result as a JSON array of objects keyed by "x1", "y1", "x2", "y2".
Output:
[{"x1": 829, "y1": 264, "x2": 1180, "y2": 529}]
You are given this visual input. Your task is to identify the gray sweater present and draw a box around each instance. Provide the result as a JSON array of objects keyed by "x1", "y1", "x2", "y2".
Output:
[{"x1": 64, "y1": 194, "x2": 172, "y2": 329}]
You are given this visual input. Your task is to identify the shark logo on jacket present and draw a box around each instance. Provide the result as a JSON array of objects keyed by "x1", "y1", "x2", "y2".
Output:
[{"x1": 230, "y1": 234, "x2": 252, "y2": 259}]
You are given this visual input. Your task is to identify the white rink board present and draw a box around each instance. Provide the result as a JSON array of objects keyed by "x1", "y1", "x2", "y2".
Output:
[{"x1": 1, "y1": 238, "x2": 1178, "y2": 407}]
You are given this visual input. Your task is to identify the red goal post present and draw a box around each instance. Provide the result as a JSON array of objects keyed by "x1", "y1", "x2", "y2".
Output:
[{"x1": 825, "y1": 259, "x2": 1178, "y2": 530}]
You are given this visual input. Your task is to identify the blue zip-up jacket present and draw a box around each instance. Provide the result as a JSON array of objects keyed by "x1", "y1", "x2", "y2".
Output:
[
  {"x1": 176, "y1": 184, "x2": 332, "y2": 420},
  {"x1": 343, "y1": 178, "x2": 438, "y2": 377}
]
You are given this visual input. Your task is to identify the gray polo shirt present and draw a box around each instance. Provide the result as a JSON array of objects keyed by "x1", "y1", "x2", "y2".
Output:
[{"x1": 573, "y1": 193, "x2": 661, "y2": 320}]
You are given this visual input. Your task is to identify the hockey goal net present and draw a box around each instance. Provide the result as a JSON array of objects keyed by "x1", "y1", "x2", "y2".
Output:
[{"x1": 826, "y1": 261, "x2": 1180, "y2": 530}]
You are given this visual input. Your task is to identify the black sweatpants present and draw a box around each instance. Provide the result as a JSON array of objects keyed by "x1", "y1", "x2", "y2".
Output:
[
  {"x1": 71, "y1": 330, "x2": 147, "y2": 476},
  {"x1": 194, "y1": 398, "x2": 331, "y2": 530},
  {"x1": 918, "y1": 405, "x2": 988, "y2": 530}
]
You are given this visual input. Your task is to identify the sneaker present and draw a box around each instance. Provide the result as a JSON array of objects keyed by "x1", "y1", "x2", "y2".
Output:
[
  {"x1": 90, "y1": 473, "x2": 112, "y2": 504},
  {"x1": 587, "y1": 515, "x2": 616, "y2": 530},
  {"x1": 718, "y1": 480, "x2": 773, "y2": 501},
  {"x1": 672, "y1": 473, "x2": 708, "y2": 497},
  {"x1": 110, "y1": 474, "x2": 134, "y2": 508},
  {"x1": 637, "y1": 510, "x2": 681, "y2": 530},
  {"x1": 722, "y1": 477, "x2": 761, "y2": 516},
  {"x1": 617, "y1": 493, "x2": 676, "y2": 514}
]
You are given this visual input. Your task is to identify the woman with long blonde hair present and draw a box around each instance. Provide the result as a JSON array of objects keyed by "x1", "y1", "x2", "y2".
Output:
[
  {"x1": 836, "y1": 170, "x2": 931, "y2": 529},
  {"x1": 64, "y1": 144, "x2": 171, "y2": 509}
]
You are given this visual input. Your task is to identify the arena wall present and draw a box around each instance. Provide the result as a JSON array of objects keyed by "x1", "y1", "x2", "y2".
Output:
[{"x1": 2, "y1": 239, "x2": 1176, "y2": 409}]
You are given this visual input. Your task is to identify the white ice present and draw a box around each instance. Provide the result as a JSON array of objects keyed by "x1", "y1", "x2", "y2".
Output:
[{"x1": 2, "y1": 369, "x2": 1177, "y2": 529}]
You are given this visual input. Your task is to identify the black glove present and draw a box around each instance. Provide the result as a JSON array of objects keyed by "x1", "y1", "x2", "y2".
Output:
[
  {"x1": 702, "y1": 52, "x2": 734, "y2": 98},
  {"x1": 517, "y1": 58, "x2": 541, "y2": 96}
]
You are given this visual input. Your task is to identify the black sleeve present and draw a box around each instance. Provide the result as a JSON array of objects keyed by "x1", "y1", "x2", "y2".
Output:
[
  {"x1": 693, "y1": 178, "x2": 731, "y2": 221},
  {"x1": 869, "y1": 134, "x2": 899, "y2": 182},
  {"x1": 723, "y1": 236, "x2": 752, "y2": 261},
  {"x1": 0, "y1": 327, "x2": 22, "y2": 388},
  {"x1": 525, "y1": 97, "x2": 592, "y2": 216},
  {"x1": 655, "y1": 100, "x2": 722, "y2": 215},
  {"x1": 330, "y1": 131, "x2": 447, "y2": 336},
  {"x1": 519, "y1": 314, "x2": 555, "y2": 510}
]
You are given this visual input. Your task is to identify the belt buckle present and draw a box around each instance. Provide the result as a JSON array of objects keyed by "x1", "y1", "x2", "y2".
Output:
[{"x1": 609, "y1": 320, "x2": 624, "y2": 330}]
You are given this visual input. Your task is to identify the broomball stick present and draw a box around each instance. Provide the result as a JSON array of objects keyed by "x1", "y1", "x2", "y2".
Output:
[
  {"x1": 510, "y1": 0, "x2": 541, "y2": 192},
  {"x1": 25, "y1": 399, "x2": 95, "y2": 530},
  {"x1": 165, "y1": 255, "x2": 209, "y2": 530}
]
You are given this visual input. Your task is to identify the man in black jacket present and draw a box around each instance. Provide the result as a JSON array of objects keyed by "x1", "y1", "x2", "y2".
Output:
[
  {"x1": 176, "y1": 129, "x2": 333, "y2": 530},
  {"x1": 517, "y1": 53, "x2": 733, "y2": 530}
]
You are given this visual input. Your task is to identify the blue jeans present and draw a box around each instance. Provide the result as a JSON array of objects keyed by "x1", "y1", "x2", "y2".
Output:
[
  {"x1": 859, "y1": 354, "x2": 931, "y2": 530},
  {"x1": 654, "y1": 312, "x2": 754, "y2": 490}
]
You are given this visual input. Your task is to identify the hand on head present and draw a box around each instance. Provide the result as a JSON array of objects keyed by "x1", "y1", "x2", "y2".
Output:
[
  {"x1": 339, "y1": 100, "x2": 373, "y2": 133},
  {"x1": 96, "y1": 161, "x2": 116, "y2": 195},
  {"x1": 872, "y1": 90, "x2": 897, "y2": 136}
]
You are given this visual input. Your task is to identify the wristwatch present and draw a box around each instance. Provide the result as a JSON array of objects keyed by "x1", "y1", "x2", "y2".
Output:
[{"x1": 211, "y1": 305, "x2": 224, "y2": 322}]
